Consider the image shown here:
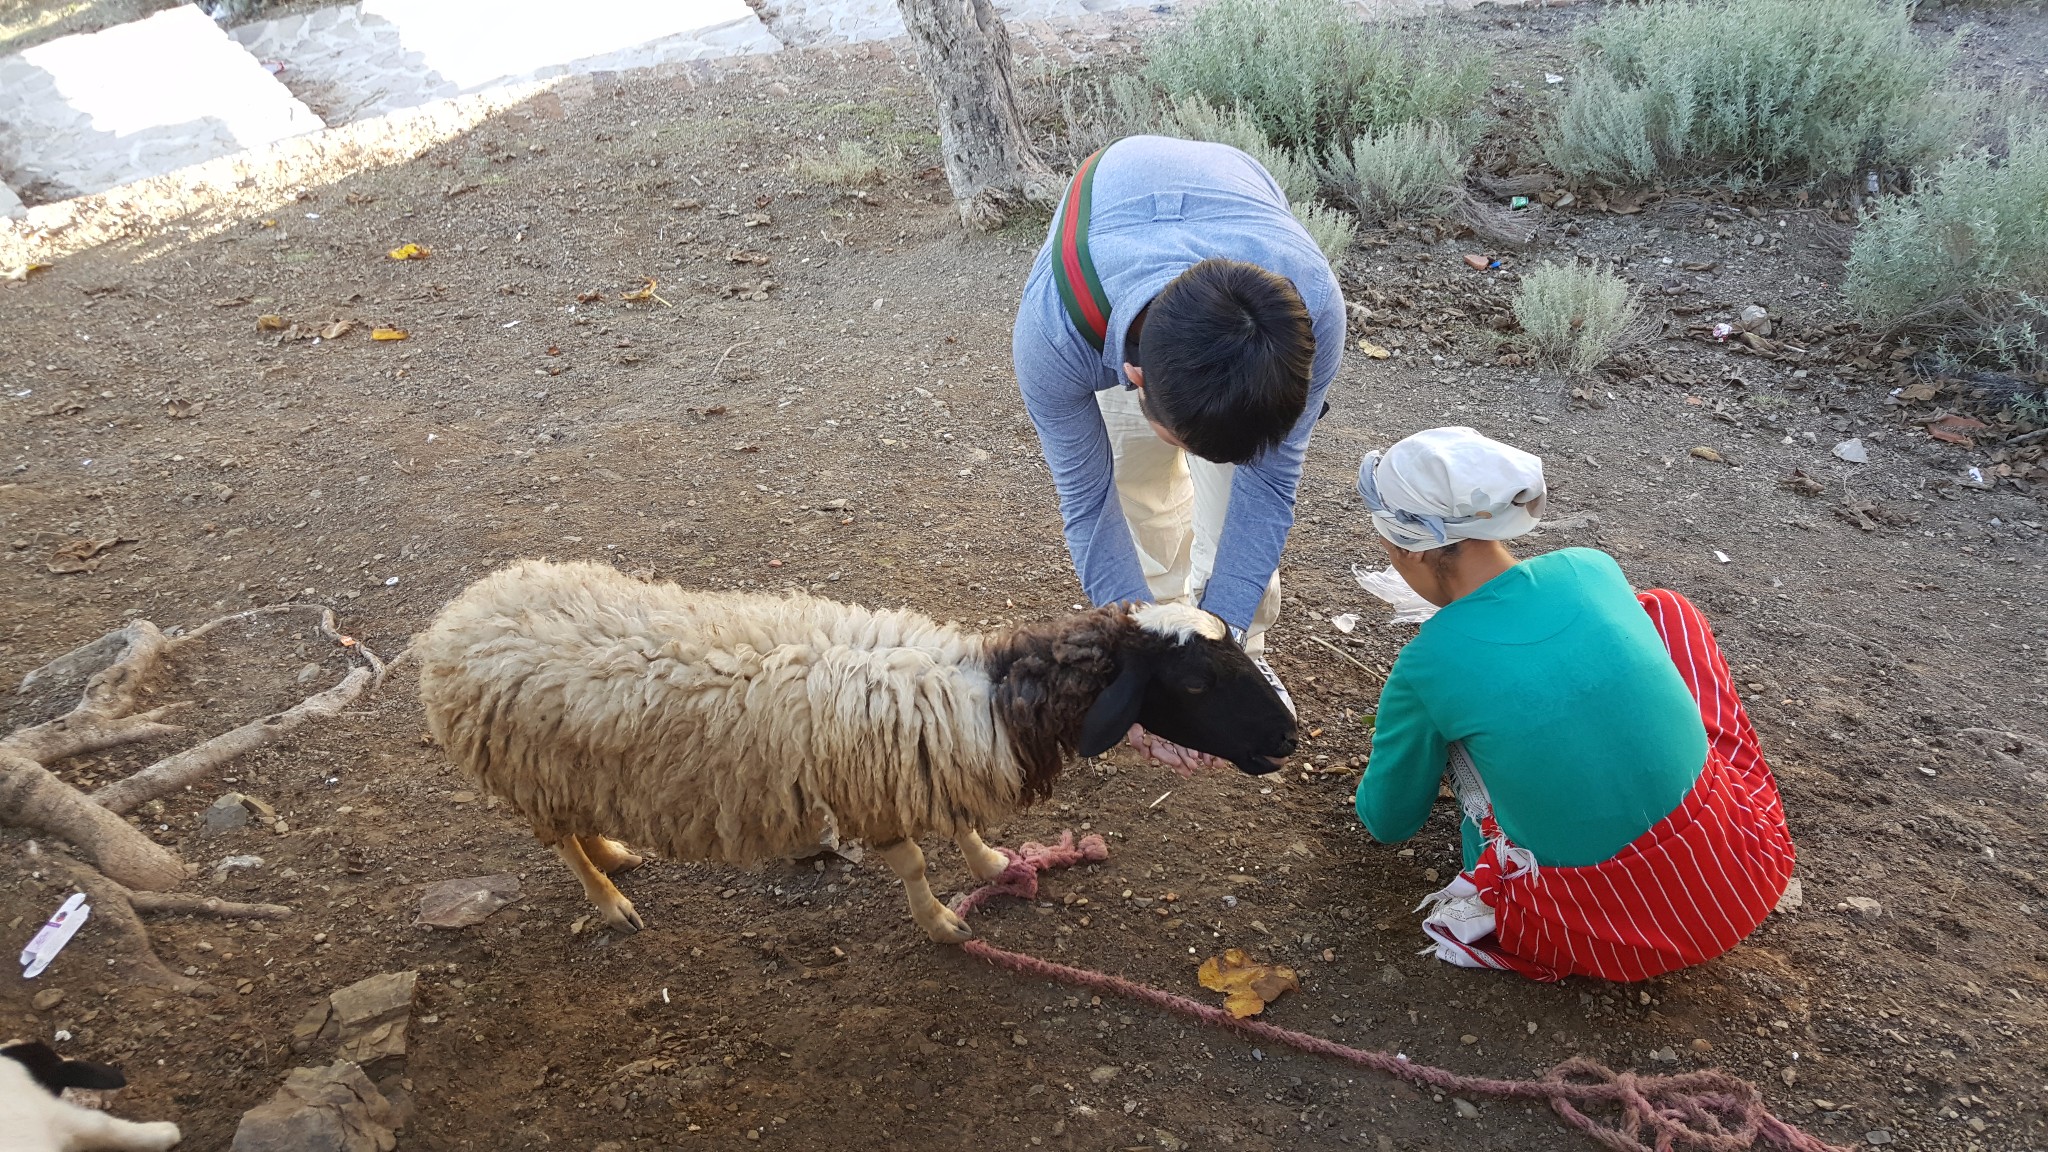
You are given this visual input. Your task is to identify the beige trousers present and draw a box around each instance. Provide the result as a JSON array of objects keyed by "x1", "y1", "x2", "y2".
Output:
[{"x1": 1096, "y1": 386, "x2": 1283, "y2": 655}]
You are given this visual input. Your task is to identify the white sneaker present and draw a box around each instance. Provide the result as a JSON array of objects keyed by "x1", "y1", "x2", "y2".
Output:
[{"x1": 1248, "y1": 651, "x2": 1295, "y2": 717}]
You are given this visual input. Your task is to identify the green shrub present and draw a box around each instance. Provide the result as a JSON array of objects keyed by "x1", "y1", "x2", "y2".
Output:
[
  {"x1": 1060, "y1": 81, "x2": 1357, "y2": 270},
  {"x1": 1144, "y1": 0, "x2": 1489, "y2": 155},
  {"x1": 791, "y1": 140, "x2": 893, "y2": 188},
  {"x1": 1324, "y1": 121, "x2": 1467, "y2": 223},
  {"x1": 1543, "y1": 0, "x2": 1968, "y2": 185},
  {"x1": 1511, "y1": 263, "x2": 1644, "y2": 374},
  {"x1": 1843, "y1": 123, "x2": 2048, "y2": 368}
]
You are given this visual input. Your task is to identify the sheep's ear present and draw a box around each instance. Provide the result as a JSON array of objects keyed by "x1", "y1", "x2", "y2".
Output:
[
  {"x1": 1079, "y1": 656, "x2": 1150, "y2": 757},
  {"x1": 0, "y1": 1041, "x2": 121, "y2": 1095}
]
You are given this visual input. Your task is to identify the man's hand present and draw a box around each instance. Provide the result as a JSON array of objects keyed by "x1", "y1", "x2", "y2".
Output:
[{"x1": 1125, "y1": 724, "x2": 1231, "y2": 778}]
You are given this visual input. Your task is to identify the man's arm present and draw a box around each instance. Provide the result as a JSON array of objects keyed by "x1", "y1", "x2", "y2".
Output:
[
  {"x1": 1354, "y1": 671, "x2": 1446, "y2": 844},
  {"x1": 1014, "y1": 305, "x2": 1153, "y2": 609},
  {"x1": 1199, "y1": 284, "x2": 1346, "y2": 631}
]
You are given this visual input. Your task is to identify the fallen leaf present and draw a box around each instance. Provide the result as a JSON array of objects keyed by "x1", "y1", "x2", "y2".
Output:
[
  {"x1": 388, "y1": 243, "x2": 430, "y2": 260},
  {"x1": 212, "y1": 295, "x2": 251, "y2": 307},
  {"x1": 1197, "y1": 948, "x2": 1299, "y2": 1018},
  {"x1": 257, "y1": 314, "x2": 288, "y2": 332},
  {"x1": 47, "y1": 537, "x2": 121, "y2": 574},
  {"x1": 1897, "y1": 381, "x2": 1941, "y2": 402},
  {"x1": 728, "y1": 249, "x2": 771, "y2": 265},
  {"x1": 1928, "y1": 414, "x2": 1988, "y2": 447},
  {"x1": 1927, "y1": 427, "x2": 1975, "y2": 447},
  {"x1": 576, "y1": 290, "x2": 604, "y2": 304},
  {"x1": 319, "y1": 319, "x2": 355, "y2": 340},
  {"x1": 371, "y1": 327, "x2": 409, "y2": 341},
  {"x1": 165, "y1": 398, "x2": 203, "y2": 419},
  {"x1": 259, "y1": 218, "x2": 277, "y2": 229},
  {"x1": 622, "y1": 276, "x2": 672, "y2": 306},
  {"x1": 1780, "y1": 469, "x2": 1824, "y2": 497},
  {"x1": 1689, "y1": 446, "x2": 1725, "y2": 463},
  {"x1": 1356, "y1": 339, "x2": 1391, "y2": 359},
  {"x1": 743, "y1": 213, "x2": 772, "y2": 228}
]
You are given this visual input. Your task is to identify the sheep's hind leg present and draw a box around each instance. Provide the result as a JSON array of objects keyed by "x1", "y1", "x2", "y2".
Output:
[
  {"x1": 555, "y1": 836, "x2": 644, "y2": 932},
  {"x1": 956, "y1": 829, "x2": 1009, "y2": 882},
  {"x1": 878, "y1": 838, "x2": 971, "y2": 944},
  {"x1": 579, "y1": 834, "x2": 644, "y2": 875}
]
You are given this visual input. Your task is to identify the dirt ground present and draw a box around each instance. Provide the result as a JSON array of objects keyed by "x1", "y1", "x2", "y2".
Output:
[{"x1": 3, "y1": 6, "x2": 2047, "y2": 1151}]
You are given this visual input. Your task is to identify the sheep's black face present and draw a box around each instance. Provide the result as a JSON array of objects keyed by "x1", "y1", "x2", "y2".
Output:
[{"x1": 1078, "y1": 604, "x2": 1298, "y2": 775}]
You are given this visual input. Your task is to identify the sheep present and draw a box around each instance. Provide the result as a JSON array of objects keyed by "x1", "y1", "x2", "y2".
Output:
[
  {"x1": 415, "y1": 559, "x2": 1296, "y2": 943},
  {"x1": 0, "y1": 1040, "x2": 181, "y2": 1152}
]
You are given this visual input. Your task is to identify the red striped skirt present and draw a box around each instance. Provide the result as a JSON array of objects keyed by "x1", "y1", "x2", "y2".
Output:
[{"x1": 1424, "y1": 589, "x2": 1796, "y2": 983}]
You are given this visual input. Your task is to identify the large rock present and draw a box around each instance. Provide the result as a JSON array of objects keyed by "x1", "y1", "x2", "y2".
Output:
[
  {"x1": 325, "y1": 970, "x2": 417, "y2": 1073},
  {"x1": 230, "y1": 1060, "x2": 398, "y2": 1152},
  {"x1": 0, "y1": 5, "x2": 322, "y2": 201},
  {"x1": 415, "y1": 872, "x2": 519, "y2": 928}
]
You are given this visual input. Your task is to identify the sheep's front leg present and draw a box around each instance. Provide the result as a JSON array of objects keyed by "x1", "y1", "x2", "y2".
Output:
[
  {"x1": 555, "y1": 836, "x2": 644, "y2": 932},
  {"x1": 956, "y1": 828, "x2": 1010, "y2": 882},
  {"x1": 878, "y1": 838, "x2": 972, "y2": 944}
]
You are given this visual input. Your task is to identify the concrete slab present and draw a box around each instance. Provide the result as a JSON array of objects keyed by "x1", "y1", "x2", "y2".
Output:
[
  {"x1": 0, "y1": 4, "x2": 323, "y2": 202},
  {"x1": 234, "y1": 0, "x2": 781, "y2": 123}
]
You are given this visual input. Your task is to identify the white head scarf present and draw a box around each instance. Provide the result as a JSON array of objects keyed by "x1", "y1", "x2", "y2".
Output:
[{"x1": 1357, "y1": 427, "x2": 1548, "y2": 551}]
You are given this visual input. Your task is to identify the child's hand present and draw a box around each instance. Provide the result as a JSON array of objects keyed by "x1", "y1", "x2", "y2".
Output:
[{"x1": 1125, "y1": 724, "x2": 1231, "y2": 777}]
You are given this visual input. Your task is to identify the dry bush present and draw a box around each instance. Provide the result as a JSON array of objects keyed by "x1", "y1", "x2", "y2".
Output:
[
  {"x1": 1323, "y1": 121, "x2": 1467, "y2": 224},
  {"x1": 1543, "y1": 0, "x2": 1971, "y2": 186},
  {"x1": 1143, "y1": 0, "x2": 1489, "y2": 155},
  {"x1": 791, "y1": 140, "x2": 894, "y2": 188},
  {"x1": 1845, "y1": 122, "x2": 2048, "y2": 372},
  {"x1": 1511, "y1": 262, "x2": 1646, "y2": 375}
]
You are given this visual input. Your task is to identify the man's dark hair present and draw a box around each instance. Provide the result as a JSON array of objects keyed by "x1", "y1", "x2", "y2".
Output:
[{"x1": 1134, "y1": 258, "x2": 1314, "y2": 465}]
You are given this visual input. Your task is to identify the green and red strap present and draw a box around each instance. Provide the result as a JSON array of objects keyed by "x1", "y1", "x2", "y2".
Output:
[{"x1": 1054, "y1": 144, "x2": 1116, "y2": 352}]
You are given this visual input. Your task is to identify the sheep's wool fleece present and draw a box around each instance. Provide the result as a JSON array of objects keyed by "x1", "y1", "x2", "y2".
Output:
[{"x1": 416, "y1": 560, "x2": 1025, "y2": 864}]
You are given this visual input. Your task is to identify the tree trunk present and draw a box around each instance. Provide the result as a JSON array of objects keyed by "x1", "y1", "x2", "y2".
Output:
[{"x1": 894, "y1": 0, "x2": 1059, "y2": 230}]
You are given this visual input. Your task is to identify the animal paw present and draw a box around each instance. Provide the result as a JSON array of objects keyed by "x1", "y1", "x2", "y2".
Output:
[
  {"x1": 918, "y1": 904, "x2": 973, "y2": 945},
  {"x1": 138, "y1": 1122, "x2": 183, "y2": 1150},
  {"x1": 597, "y1": 893, "x2": 644, "y2": 933}
]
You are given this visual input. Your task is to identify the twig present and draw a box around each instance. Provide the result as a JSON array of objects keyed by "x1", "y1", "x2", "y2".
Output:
[
  {"x1": 1306, "y1": 635, "x2": 1383, "y2": 682},
  {"x1": 709, "y1": 340, "x2": 753, "y2": 380}
]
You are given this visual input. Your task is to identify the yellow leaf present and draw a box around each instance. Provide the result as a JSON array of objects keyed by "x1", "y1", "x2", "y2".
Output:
[
  {"x1": 388, "y1": 243, "x2": 430, "y2": 260},
  {"x1": 1357, "y1": 339, "x2": 1391, "y2": 359},
  {"x1": 371, "y1": 327, "x2": 409, "y2": 341},
  {"x1": 1689, "y1": 446, "x2": 1724, "y2": 463},
  {"x1": 1197, "y1": 948, "x2": 1297, "y2": 1018},
  {"x1": 256, "y1": 314, "x2": 287, "y2": 331},
  {"x1": 319, "y1": 319, "x2": 354, "y2": 340},
  {"x1": 622, "y1": 276, "x2": 670, "y2": 306},
  {"x1": 260, "y1": 218, "x2": 277, "y2": 229}
]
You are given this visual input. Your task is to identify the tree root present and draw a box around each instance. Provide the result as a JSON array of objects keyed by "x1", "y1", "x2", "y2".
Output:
[
  {"x1": 34, "y1": 850, "x2": 200, "y2": 994},
  {"x1": 3, "y1": 603, "x2": 387, "y2": 895},
  {"x1": 129, "y1": 891, "x2": 293, "y2": 919}
]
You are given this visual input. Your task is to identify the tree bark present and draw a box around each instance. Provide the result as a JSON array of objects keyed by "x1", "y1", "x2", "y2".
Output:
[{"x1": 894, "y1": 0, "x2": 1059, "y2": 230}]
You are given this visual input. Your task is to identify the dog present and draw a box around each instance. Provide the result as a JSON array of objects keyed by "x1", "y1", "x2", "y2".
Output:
[{"x1": 0, "y1": 1041, "x2": 179, "y2": 1152}]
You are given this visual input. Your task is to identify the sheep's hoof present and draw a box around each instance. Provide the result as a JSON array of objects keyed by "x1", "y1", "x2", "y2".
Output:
[
  {"x1": 919, "y1": 905, "x2": 973, "y2": 945},
  {"x1": 598, "y1": 895, "x2": 645, "y2": 933}
]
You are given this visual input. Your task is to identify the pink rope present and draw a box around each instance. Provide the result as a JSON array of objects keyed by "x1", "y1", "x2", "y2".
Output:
[{"x1": 954, "y1": 833, "x2": 1849, "y2": 1152}]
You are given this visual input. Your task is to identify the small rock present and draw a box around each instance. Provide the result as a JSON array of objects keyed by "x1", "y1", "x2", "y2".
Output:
[
  {"x1": 448, "y1": 791, "x2": 477, "y2": 804},
  {"x1": 295, "y1": 662, "x2": 322, "y2": 685},
  {"x1": 203, "y1": 794, "x2": 252, "y2": 835},
  {"x1": 1459, "y1": 1034, "x2": 1477, "y2": 1045},
  {"x1": 1691, "y1": 1038, "x2": 1713, "y2": 1052},
  {"x1": 1865, "y1": 1129, "x2": 1894, "y2": 1146},
  {"x1": 1377, "y1": 964, "x2": 1405, "y2": 987},
  {"x1": 229, "y1": 1060, "x2": 399, "y2": 1152},
  {"x1": 1452, "y1": 1098, "x2": 1479, "y2": 1119},
  {"x1": 329, "y1": 971, "x2": 419, "y2": 1074},
  {"x1": 31, "y1": 988, "x2": 64, "y2": 1011},
  {"x1": 214, "y1": 854, "x2": 265, "y2": 881},
  {"x1": 1650, "y1": 1046, "x2": 1679, "y2": 1063},
  {"x1": 1688, "y1": 446, "x2": 1725, "y2": 463},
  {"x1": 415, "y1": 874, "x2": 520, "y2": 929},
  {"x1": 1774, "y1": 877, "x2": 1804, "y2": 914},
  {"x1": 1845, "y1": 896, "x2": 1883, "y2": 921},
  {"x1": 1832, "y1": 439, "x2": 1869, "y2": 464},
  {"x1": 1089, "y1": 1066, "x2": 1118, "y2": 1083}
]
